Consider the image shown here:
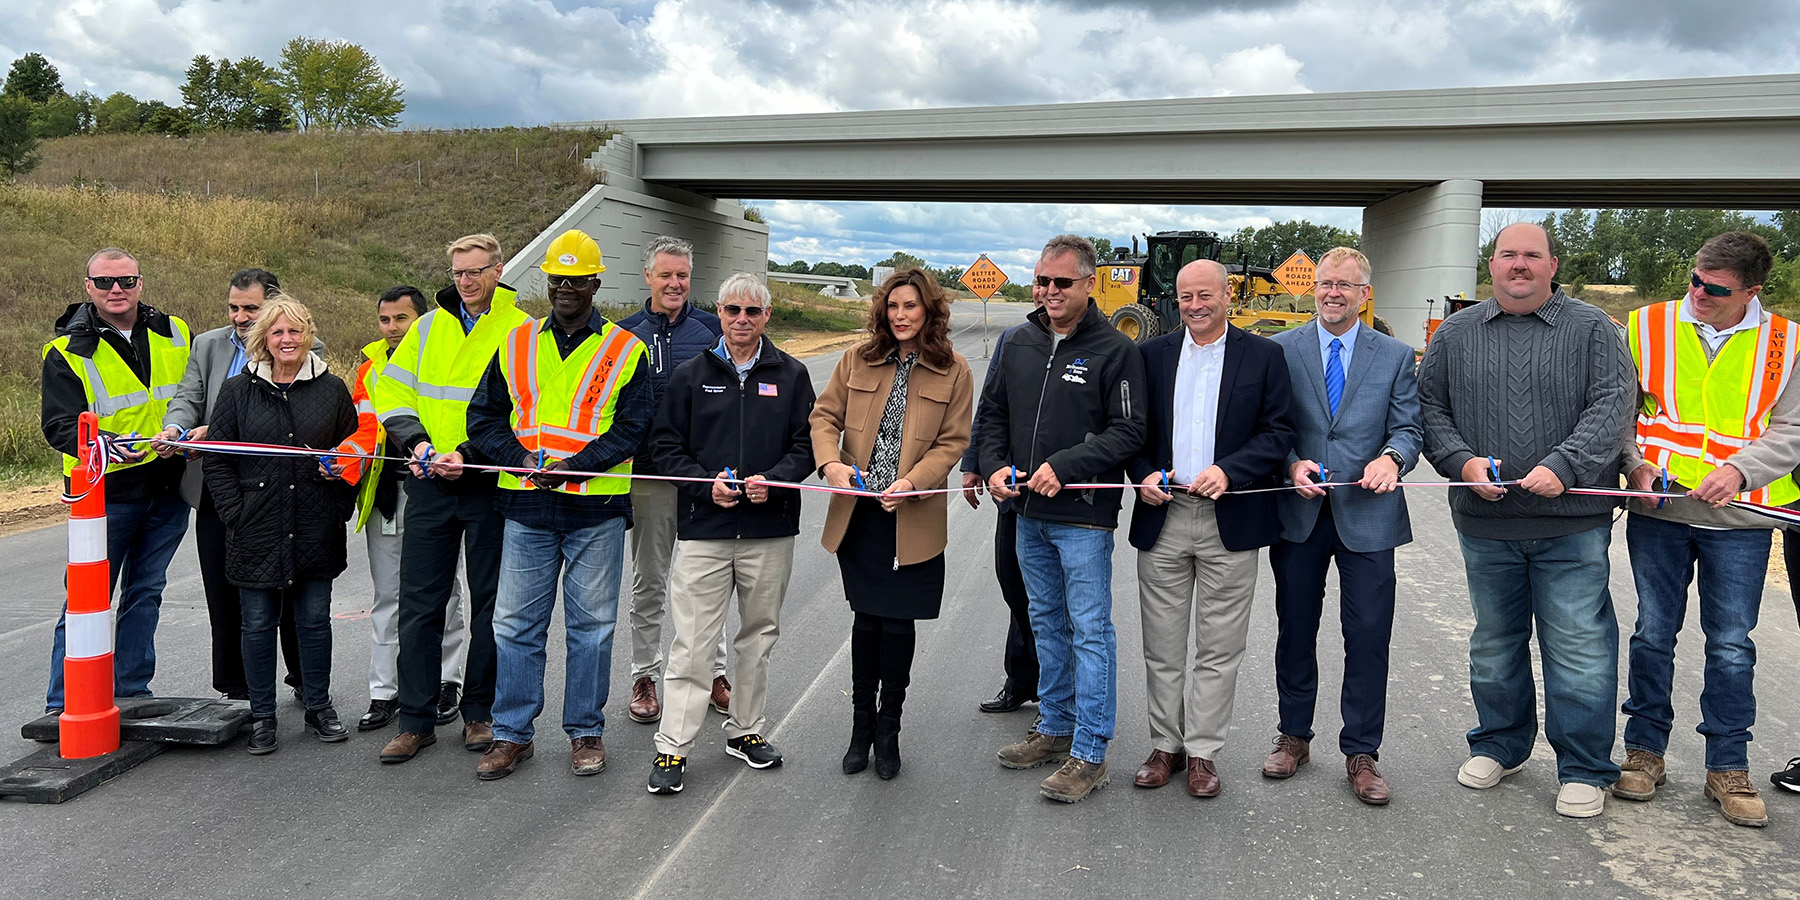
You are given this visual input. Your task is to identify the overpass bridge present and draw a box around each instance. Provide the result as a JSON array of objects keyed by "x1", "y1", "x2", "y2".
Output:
[{"x1": 532, "y1": 74, "x2": 1800, "y2": 344}]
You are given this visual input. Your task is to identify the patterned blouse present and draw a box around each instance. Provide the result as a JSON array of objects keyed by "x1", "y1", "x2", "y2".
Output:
[{"x1": 865, "y1": 350, "x2": 919, "y2": 492}]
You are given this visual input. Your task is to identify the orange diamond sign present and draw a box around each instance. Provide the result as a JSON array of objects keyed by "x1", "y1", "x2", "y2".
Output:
[
  {"x1": 959, "y1": 255, "x2": 1009, "y2": 300},
  {"x1": 1273, "y1": 251, "x2": 1316, "y2": 299}
]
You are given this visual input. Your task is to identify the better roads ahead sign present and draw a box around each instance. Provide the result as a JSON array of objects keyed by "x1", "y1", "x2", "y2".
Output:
[
  {"x1": 1273, "y1": 251, "x2": 1317, "y2": 299},
  {"x1": 960, "y1": 255, "x2": 1009, "y2": 300}
]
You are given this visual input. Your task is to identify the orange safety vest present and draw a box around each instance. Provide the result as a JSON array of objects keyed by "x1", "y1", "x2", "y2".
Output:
[{"x1": 498, "y1": 320, "x2": 645, "y2": 495}]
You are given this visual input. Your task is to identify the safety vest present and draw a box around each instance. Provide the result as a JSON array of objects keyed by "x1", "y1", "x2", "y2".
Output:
[
  {"x1": 348, "y1": 340, "x2": 388, "y2": 532},
  {"x1": 42, "y1": 313, "x2": 191, "y2": 476},
  {"x1": 372, "y1": 287, "x2": 532, "y2": 452},
  {"x1": 1628, "y1": 300, "x2": 1800, "y2": 505},
  {"x1": 497, "y1": 319, "x2": 645, "y2": 495}
]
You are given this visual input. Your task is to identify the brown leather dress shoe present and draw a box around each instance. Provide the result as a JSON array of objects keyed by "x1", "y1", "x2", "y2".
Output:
[
  {"x1": 628, "y1": 677, "x2": 661, "y2": 724},
  {"x1": 710, "y1": 676, "x2": 732, "y2": 714},
  {"x1": 1347, "y1": 754, "x2": 1390, "y2": 805},
  {"x1": 379, "y1": 730, "x2": 436, "y2": 764},
  {"x1": 1134, "y1": 749, "x2": 1187, "y2": 789},
  {"x1": 1262, "y1": 734, "x2": 1310, "y2": 779},
  {"x1": 463, "y1": 719, "x2": 495, "y2": 752},
  {"x1": 1186, "y1": 756, "x2": 1221, "y2": 798},
  {"x1": 571, "y1": 736, "x2": 606, "y2": 776},
  {"x1": 476, "y1": 739, "x2": 533, "y2": 780}
]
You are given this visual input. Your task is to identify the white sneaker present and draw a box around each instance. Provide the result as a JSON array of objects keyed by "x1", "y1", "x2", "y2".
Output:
[
  {"x1": 1458, "y1": 755, "x2": 1524, "y2": 789},
  {"x1": 1556, "y1": 782, "x2": 1607, "y2": 818}
]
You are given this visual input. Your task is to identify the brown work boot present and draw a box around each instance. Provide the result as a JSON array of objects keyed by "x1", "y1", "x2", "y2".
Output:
[
  {"x1": 571, "y1": 736, "x2": 607, "y2": 776},
  {"x1": 997, "y1": 730, "x2": 1073, "y2": 770},
  {"x1": 1614, "y1": 749, "x2": 1666, "y2": 801},
  {"x1": 1262, "y1": 734, "x2": 1311, "y2": 779},
  {"x1": 710, "y1": 675, "x2": 733, "y2": 714},
  {"x1": 1040, "y1": 757, "x2": 1108, "y2": 803},
  {"x1": 378, "y1": 730, "x2": 436, "y2": 764},
  {"x1": 1346, "y1": 754, "x2": 1390, "y2": 805},
  {"x1": 1705, "y1": 770, "x2": 1770, "y2": 827},
  {"x1": 463, "y1": 719, "x2": 495, "y2": 752},
  {"x1": 475, "y1": 739, "x2": 533, "y2": 780},
  {"x1": 628, "y1": 677, "x2": 661, "y2": 724}
]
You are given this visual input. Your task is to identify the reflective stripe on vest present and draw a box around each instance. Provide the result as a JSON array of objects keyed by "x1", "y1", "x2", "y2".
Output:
[
  {"x1": 499, "y1": 322, "x2": 643, "y2": 495},
  {"x1": 43, "y1": 314, "x2": 192, "y2": 477},
  {"x1": 1629, "y1": 300, "x2": 1800, "y2": 505},
  {"x1": 352, "y1": 342, "x2": 388, "y2": 532},
  {"x1": 377, "y1": 288, "x2": 532, "y2": 451}
]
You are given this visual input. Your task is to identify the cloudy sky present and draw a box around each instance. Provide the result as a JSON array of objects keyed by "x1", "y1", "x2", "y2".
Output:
[{"x1": 5, "y1": 0, "x2": 1797, "y2": 275}]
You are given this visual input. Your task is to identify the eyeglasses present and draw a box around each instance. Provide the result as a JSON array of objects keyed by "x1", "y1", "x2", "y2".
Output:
[
  {"x1": 448, "y1": 262, "x2": 498, "y2": 281},
  {"x1": 720, "y1": 304, "x2": 766, "y2": 319},
  {"x1": 546, "y1": 274, "x2": 597, "y2": 289},
  {"x1": 1314, "y1": 280, "x2": 1368, "y2": 293},
  {"x1": 1034, "y1": 275, "x2": 1082, "y2": 289},
  {"x1": 87, "y1": 275, "x2": 141, "y2": 290},
  {"x1": 1691, "y1": 271, "x2": 1737, "y2": 298}
]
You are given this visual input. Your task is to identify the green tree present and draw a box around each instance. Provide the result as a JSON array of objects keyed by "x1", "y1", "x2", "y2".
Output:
[
  {"x1": 843, "y1": 264, "x2": 870, "y2": 280},
  {"x1": 4, "y1": 53, "x2": 63, "y2": 104},
  {"x1": 875, "y1": 251, "x2": 927, "y2": 272},
  {"x1": 274, "y1": 37, "x2": 405, "y2": 131},
  {"x1": 29, "y1": 91, "x2": 87, "y2": 138},
  {"x1": 93, "y1": 91, "x2": 143, "y2": 134},
  {"x1": 933, "y1": 266, "x2": 964, "y2": 290},
  {"x1": 182, "y1": 55, "x2": 288, "y2": 132},
  {"x1": 0, "y1": 95, "x2": 42, "y2": 178},
  {"x1": 138, "y1": 100, "x2": 192, "y2": 136},
  {"x1": 1087, "y1": 236, "x2": 1114, "y2": 260},
  {"x1": 811, "y1": 261, "x2": 846, "y2": 277}
]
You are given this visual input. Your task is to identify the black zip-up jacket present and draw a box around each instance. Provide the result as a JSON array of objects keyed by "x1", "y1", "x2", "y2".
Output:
[
  {"x1": 649, "y1": 338, "x2": 817, "y2": 540},
  {"x1": 40, "y1": 301, "x2": 187, "y2": 503},
  {"x1": 976, "y1": 301, "x2": 1148, "y2": 529},
  {"x1": 619, "y1": 298, "x2": 724, "y2": 476}
]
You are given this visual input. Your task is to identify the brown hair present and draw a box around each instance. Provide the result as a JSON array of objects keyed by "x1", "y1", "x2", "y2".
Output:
[
  {"x1": 1695, "y1": 232, "x2": 1773, "y2": 290},
  {"x1": 860, "y1": 268, "x2": 954, "y2": 370}
]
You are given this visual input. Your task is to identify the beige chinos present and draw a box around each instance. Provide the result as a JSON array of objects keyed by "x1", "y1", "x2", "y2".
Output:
[{"x1": 627, "y1": 478, "x2": 729, "y2": 682}]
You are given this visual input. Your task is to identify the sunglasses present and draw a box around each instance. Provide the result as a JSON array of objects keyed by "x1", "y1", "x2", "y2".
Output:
[
  {"x1": 88, "y1": 275, "x2": 141, "y2": 290},
  {"x1": 1691, "y1": 272, "x2": 1737, "y2": 298},
  {"x1": 1034, "y1": 275, "x2": 1082, "y2": 289},
  {"x1": 721, "y1": 304, "x2": 766, "y2": 319},
  {"x1": 546, "y1": 274, "x2": 597, "y2": 289}
]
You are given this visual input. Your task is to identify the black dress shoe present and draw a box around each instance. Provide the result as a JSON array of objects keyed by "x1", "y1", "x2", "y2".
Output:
[
  {"x1": 979, "y1": 686, "x2": 1036, "y2": 714},
  {"x1": 247, "y1": 718, "x2": 279, "y2": 755},
  {"x1": 305, "y1": 706, "x2": 350, "y2": 743},
  {"x1": 359, "y1": 699, "x2": 399, "y2": 732},
  {"x1": 435, "y1": 682, "x2": 462, "y2": 726}
]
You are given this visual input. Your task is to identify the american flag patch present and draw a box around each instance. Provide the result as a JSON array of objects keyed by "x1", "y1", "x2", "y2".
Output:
[{"x1": 758, "y1": 382, "x2": 778, "y2": 397}]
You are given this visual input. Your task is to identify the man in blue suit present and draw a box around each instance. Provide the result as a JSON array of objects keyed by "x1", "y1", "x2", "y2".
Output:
[{"x1": 1264, "y1": 247, "x2": 1423, "y2": 806}]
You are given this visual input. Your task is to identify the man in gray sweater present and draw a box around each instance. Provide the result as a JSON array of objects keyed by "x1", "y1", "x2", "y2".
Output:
[
  {"x1": 1615, "y1": 232, "x2": 1797, "y2": 828},
  {"x1": 1420, "y1": 222, "x2": 1635, "y2": 819}
]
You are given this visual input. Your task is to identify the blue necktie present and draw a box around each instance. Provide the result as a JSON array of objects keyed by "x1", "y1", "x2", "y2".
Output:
[{"x1": 1326, "y1": 338, "x2": 1344, "y2": 417}]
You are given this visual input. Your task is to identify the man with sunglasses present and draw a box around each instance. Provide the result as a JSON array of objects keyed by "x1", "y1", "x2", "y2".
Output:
[
  {"x1": 617, "y1": 236, "x2": 731, "y2": 726},
  {"x1": 646, "y1": 273, "x2": 816, "y2": 795},
  {"x1": 372, "y1": 233, "x2": 533, "y2": 764},
  {"x1": 1616, "y1": 231, "x2": 1798, "y2": 828},
  {"x1": 40, "y1": 248, "x2": 193, "y2": 712}
]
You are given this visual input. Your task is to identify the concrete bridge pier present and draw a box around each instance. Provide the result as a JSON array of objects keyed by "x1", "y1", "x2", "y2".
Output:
[{"x1": 1362, "y1": 179, "x2": 1484, "y2": 349}]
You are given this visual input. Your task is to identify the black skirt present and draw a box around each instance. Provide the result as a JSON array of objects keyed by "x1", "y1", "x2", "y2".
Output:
[{"x1": 837, "y1": 497, "x2": 945, "y2": 620}]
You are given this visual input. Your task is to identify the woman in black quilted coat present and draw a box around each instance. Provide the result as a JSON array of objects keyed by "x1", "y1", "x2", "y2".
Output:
[{"x1": 203, "y1": 296, "x2": 361, "y2": 755}]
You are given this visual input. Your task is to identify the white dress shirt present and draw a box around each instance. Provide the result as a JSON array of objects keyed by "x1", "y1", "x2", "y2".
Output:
[
  {"x1": 1680, "y1": 294, "x2": 1763, "y2": 354},
  {"x1": 1319, "y1": 318, "x2": 1360, "y2": 376},
  {"x1": 1172, "y1": 327, "x2": 1227, "y2": 485}
]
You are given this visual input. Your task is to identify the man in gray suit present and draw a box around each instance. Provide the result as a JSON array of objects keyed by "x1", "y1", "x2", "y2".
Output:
[
  {"x1": 153, "y1": 269, "x2": 312, "y2": 699},
  {"x1": 1264, "y1": 247, "x2": 1422, "y2": 806}
]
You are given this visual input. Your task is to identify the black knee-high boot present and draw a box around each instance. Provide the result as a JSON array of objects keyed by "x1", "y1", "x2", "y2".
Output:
[
  {"x1": 845, "y1": 618, "x2": 881, "y2": 774},
  {"x1": 874, "y1": 620, "x2": 915, "y2": 780}
]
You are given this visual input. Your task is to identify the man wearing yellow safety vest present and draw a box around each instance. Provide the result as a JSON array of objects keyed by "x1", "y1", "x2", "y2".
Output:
[
  {"x1": 335, "y1": 285, "x2": 469, "y2": 734},
  {"x1": 1617, "y1": 232, "x2": 1800, "y2": 828},
  {"x1": 39, "y1": 247, "x2": 192, "y2": 712},
  {"x1": 462, "y1": 230, "x2": 654, "y2": 780},
  {"x1": 372, "y1": 233, "x2": 533, "y2": 763}
]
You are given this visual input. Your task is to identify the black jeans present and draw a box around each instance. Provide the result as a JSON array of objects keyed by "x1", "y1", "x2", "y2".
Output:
[
  {"x1": 199, "y1": 494, "x2": 300, "y2": 697},
  {"x1": 396, "y1": 476, "x2": 503, "y2": 735},
  {"x1": 995, "y1": 510, "x2": 1038, "y2": 697},
  {"x1": 241, "y1": 579, "x2": 333, "y2": 720}
]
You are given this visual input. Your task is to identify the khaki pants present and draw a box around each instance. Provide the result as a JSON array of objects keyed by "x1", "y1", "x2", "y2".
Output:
[
  {"x1": 1137, "y1": 493, "x2": 1258, "y2": 760},
  {"x1": 654, "y1": 536, "x2": 794, "y2": 757},
  {"x1": 628, "y1": 479, "x2": 728, "y2": 681}
]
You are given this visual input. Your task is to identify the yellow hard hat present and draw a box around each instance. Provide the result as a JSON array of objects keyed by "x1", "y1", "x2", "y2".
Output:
[{"x1": 541, "y1": 230, "x2": 605, "y2": 276}]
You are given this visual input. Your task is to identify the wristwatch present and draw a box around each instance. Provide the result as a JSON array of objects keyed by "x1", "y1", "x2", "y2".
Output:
[{"x1": 1381, "y1": 448, "x2": 1405, "y2": 469}]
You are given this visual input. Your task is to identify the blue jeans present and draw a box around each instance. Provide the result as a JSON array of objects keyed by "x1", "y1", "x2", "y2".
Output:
[
  {"x1": 46, "y1": 493, "x2": 191, "y2": 711},
  {"x1": 492, "y1": 517, "x2": 626, "y2": 745},
  {"x1": 241, "y1": 580, "x2": 334, "y2": 721},
  {"x1": 1622, "y1": 514, "x2": 1767, "y2": 771},
  {"x1": 1459, "y1": 525, "x2": 1621, "y2": 787},
  {"x1": 1015, "y1": 516, "x2": 1117, "y2": 764}
]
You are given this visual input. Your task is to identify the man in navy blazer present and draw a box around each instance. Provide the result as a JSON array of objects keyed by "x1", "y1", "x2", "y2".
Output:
[
  {"x1": 1126, "y1": 259, "x2": 1294, "y2": 798},
  {"x1": 1264, "y1": 247, "x2": 1422, "y2": 806}
]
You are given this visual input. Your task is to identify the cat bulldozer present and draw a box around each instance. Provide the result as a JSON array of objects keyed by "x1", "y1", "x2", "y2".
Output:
[{"x1": 1093, "y1": 231, "x2": 1390, "y2": 343}]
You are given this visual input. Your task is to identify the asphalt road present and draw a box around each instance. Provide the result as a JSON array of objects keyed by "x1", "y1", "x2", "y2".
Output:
[{"x1": 3, "y1": 299, "x2": 1799, "y2": 900}]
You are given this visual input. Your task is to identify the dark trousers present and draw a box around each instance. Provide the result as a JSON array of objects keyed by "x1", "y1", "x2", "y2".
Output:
[
  {"x1": 198, "y1": 495, "x2": 299, "y2": 698},
  {"x1": 995, "y1": 510, "x2": 1037, "y2": 697},
  {"x1": 396, "y1": 476, "x2": 503, "y2": 735},
  {"x1": 241, "y1": 579, "x2": 333, "y2": 721},
  {"x1": 1786, "y1": 529, "x2": 1800, "y2": 626},
  {"x1": 1269, "y1": 500, "x2": 1396, "y2": 758}
]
